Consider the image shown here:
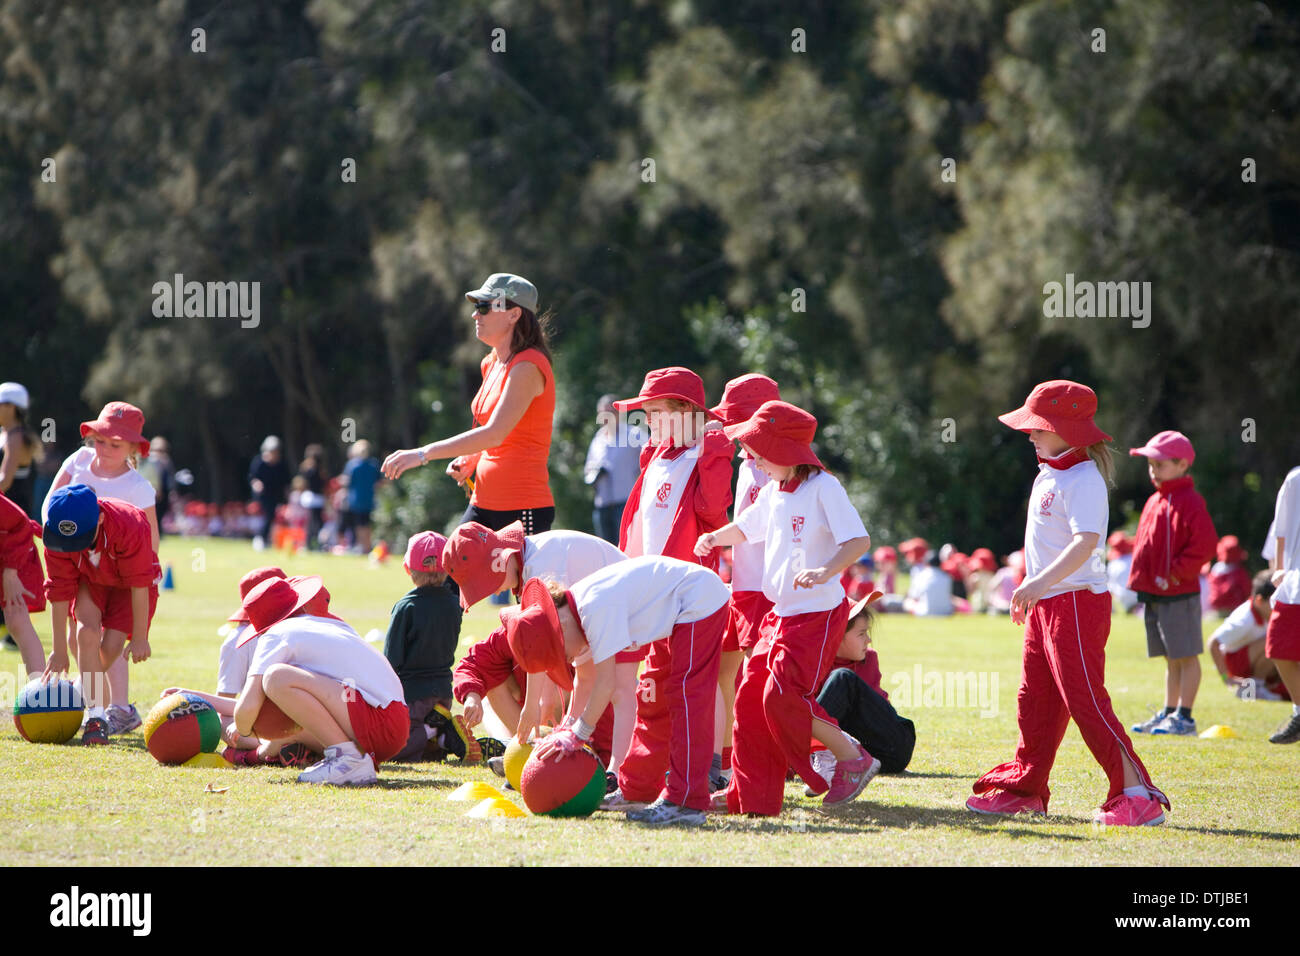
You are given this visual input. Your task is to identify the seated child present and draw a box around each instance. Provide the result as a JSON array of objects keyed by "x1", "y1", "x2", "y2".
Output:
[
  {"x1": 807, "y1": 591, "x2": 916, "y2": 793},
  {"x1": 904, "y1": 553, "x2": 954, "y2": 616},
  {"x1": 232, "y1": 575, "x2": 408, "y2": 786},
  {"x1": 0, "y1": 492, "x2": 46, "y2": 678},
  {"x1": 1207, "y1": 535, "x2": 1251, "y2": 616},
  {"x1": 382, "y1": 531, "x2": 478, "y2": 763},
  {"x1": 41, "y1": 484, "x2": 159, "y2": 745},
  {"x1": 1208, "y1": 571, "x2": 1287, "y2": 701}
]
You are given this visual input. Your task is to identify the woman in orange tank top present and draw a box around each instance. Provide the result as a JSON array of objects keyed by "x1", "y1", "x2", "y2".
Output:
[{"x1": 381, "y1": 273, "x2": 556, "y2": 535}]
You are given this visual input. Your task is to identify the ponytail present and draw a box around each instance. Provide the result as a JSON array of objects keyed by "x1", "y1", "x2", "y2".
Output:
[{"x1": 1085, "y1": 442, "x2": 1115, "y2": 488}]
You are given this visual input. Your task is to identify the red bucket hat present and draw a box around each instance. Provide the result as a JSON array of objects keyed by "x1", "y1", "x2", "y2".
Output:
[
  {"x1": 723, "y1": 400, "x2": 824, "y2": 469},
  {"x1": 872, "y1": 545, "x2": 898, "y2": 565},
  {"x1": 81, "y1": 402, "x2": 151, "y2": 457},
  {"x1": 502, "y1": 578, "x2": 572, "y2": 692},
  {"x1": 710, "y1": 373, "x2": 780, "y2": 427},
  {"x1": 970, "y1": 548, "x2": 997, "y2": 573},
  {"x1": 898, "y1": 538, "x2": 929, "y2": 561},
  {"x1": 227, "y1": 566, "x2": 287, "y2": 623},
  {"x1": 236, "y1": 575, "x2": 326, "y2": 646},
  {"x1": 998, "y1": 381, "x2": 1112, "y2": 448},
  {"x1": 846, "y1": 589, "x2": 884, "y2": 625},
  {"x1": 612, "y1": 367, "x2": 718, "y2": 417},
  {"x1": 1106, "y1": 530, "x2": 1133, "y2": 559},
  {"x1": 441, "y1": 521, "x2": 527, "y2": 610},
  {"x1": 287, "y1": 574, "x2": 339, "y2": 619},
  {"x1": 1216, "y1": 535, "x2": 1247, "y2": 564},
  {"x1": 1129, "y1": 430, "x2": 1195, "y2": 465}
]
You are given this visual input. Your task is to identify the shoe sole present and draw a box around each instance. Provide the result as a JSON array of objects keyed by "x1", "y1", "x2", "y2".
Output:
[
  {"x1": 823, "y1": 757, "x2": 881, "y2": 807},
  {"x1": 967, "y1": 802, "x2": 1046, "y2": 817},
  {"x1": 1095, "y1": 811, "x2": 1165, "y2": 826}
]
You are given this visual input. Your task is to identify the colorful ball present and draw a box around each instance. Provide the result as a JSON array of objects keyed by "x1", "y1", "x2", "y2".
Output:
[
  {"x1": 143, "y1": 693, "x2": 222, "y2": 764},
  {"x1": 252, "y1": 698, "x2": 300, "y2": 740},
  {"x1": 519, "y1": 745, "x2": 605, "y2": 817},
  {"x1": 12, "y1": 679, "x2": 83, "y2": 744},
  {"x1": 502, "y1": 737, "x2": 535, "y2": 791}
]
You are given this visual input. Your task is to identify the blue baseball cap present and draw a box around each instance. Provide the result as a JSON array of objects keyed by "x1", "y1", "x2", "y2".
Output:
[{"x1": 43, "y1": 484, "x2": 100, "y2": 552}]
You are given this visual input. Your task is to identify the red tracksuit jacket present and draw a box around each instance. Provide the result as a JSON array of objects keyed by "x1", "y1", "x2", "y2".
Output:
[
  {"x1": 43, "y1": 499, "x2": 158, "y2": 602},
  {"x1": 453, "y1": 626, "x2": 527, "y2": 706},
  {"x1": 1127, "y1": 476, "x2": 1217, "y2": 597},
  {"x1": 0, "y1": 494, "x2": 40, "y2": 571},
  {"x1": 618, "y1": 429, "x2": 733, "y2": 572}
]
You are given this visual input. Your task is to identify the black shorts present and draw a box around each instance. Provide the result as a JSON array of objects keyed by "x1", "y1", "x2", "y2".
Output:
[{"x1": 458, "y1": 504, "x2": 555, "y2": 536}]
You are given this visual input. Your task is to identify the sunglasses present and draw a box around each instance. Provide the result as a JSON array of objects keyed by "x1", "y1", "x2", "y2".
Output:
[{"x1": 472, "y1": 299, "x2": 509, "y2": 315}]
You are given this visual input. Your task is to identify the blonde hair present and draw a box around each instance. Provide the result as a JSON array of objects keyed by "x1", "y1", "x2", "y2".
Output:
[
  {"x1": 410, "y1": 568, "x2": 448, "y2": 587},
  {"x1": 544, "y1": 579, "x2": 569, "y2": 608},
  {"x1": 1085, "y1": 442, "x2": 1115, "y2": 488}
]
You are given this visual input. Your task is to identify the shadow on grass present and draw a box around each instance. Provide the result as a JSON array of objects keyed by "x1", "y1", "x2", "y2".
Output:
[
  {"x1": 1163, "y1": 823, "x2": 1297, "y2": 842},
  {"x1": 261, "y1": 774, "x2": 465, "y2": 791},
  {"x1": 887, "y1": 770, "x2": 966, "y2": 780}
]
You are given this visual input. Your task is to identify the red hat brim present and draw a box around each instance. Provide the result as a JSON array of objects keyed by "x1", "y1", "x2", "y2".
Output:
[
  {"x1": 997, "y1": 406, "x2": 1112, "y2": 447},
  {"x1": 80, "y1": 420, "x2": 151, "y2": 457},
  {"x1": 444, "y1": 521, "x2": 527, "y2": 610},
  {"x1": 723, "y1": 418, "x2": 824, "y2": 469},
  {"x1": 503, "y1": 578, "x2": 572, "y2": 692},
  {"x1": 237, "y1": 575, "x2": 325, "y2": 646}
]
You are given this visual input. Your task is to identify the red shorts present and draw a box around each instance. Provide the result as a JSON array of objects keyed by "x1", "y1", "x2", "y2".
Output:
[
  {"x1": 723, "y1": 590, "x2": 773, "y2": 653},
  {"x1": 1223, "y1": 646, "x2": 1253, "y2": 680},
  {"x1": 73, "y1": 582, "x2": 159, "y2": 638},
  {"x1": 1265, "y1": 601, "x2": 1300, "y2": 662},
  {"x1": 347, "y1": 697, "x2": 410, "y2": 766},
  {"x1": 5, "y1": 547, "x2": 45, "y2": 613}
]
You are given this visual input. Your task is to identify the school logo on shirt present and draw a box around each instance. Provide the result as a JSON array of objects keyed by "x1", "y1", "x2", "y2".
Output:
[
  {"x1": 748, "y1": 486, "x2": 760, "y2": 505},
  {"x1": 1039, "y1": 491, "x2": 1055, "y2": 516},
  {"x1": 655, "y1": 482, "x2": 672, "y2": 507},
  {"x1": 792, "y1": 516, "x2": 805, "y2": 542}
]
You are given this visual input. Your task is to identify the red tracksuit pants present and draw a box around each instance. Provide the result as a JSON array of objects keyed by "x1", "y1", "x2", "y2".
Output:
[
  {"x1": 972, "y1": 589, "x2": 1169, "y2": 810},
  {"x1": 728, "y1": 601, "x2": 850, "y2": 817},
  {"x1": 616, "y1": 604, "x2": 727, "y2": 811}
]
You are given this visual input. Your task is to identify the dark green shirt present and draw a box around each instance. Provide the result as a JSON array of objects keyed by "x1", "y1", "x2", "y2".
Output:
[{"x1": 382, "y1": 583, "x2": 462, "y2": 702}]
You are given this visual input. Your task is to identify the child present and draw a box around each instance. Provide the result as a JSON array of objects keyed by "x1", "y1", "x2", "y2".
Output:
[
  {"x1": 1207, "y1": 535, "x2": 1251, "y2": 616},
  {"x1": 987, "y1": 551, "x2": 1026, "y2": 614},
  {"x1": 873, "y1": 546, "x2": 899, "y2": 595},
  {"x1": 709, "y1": 373, "x2": 780, "y2": 786},
  {"x1": 512, "y1": 559, "x2": 731, "y2": 827},
  {"x1": 42, "y1": 402, "x2": 159, "y2": 736},
  {"x1": 1265, "y1": 464, "x2": 1300, "y2": 743},
  {"x1": 1127, "y1": 430, "x2": 1218, "y2": 737},
  {"x1": 695, "y1": 400, "x2": 877, "y2": 814},
  {"x1": 904, "y1": 552, "x2": 954, "y2": 616},
  {"x1": 342, "y1": 440, "x2": 382, "y2": 554},
  {"x1": 610, "y1": 367, "x2": 733, "y2": 786},
  {"x1": 968, "y1": 380, "x2": 1169, "y2": 826},
  {"x1": 41, "y1": 484, "x2": 159, "y2": 745},
  {"x1": 382, "y1": 531, "x2": 474, "y2": 763},
  {"x1": 1208, "y1": 571, "x2": 1287, "y2": 701},
  {"x1": 232, "y1": 575, "x2": 408, "y2": 785},
  {"x1": 807, "y1": 591, "x2": 916, "y2": 792},
  {"x1": 966, "y1": 548, "x2": 998, "y2": 614},
  {"x1": 1106, "y1": 531, "x2": 1139, "y2": 613},
  {"x1": 0, "y1": 491, "x2": 46, "y2": 677}
]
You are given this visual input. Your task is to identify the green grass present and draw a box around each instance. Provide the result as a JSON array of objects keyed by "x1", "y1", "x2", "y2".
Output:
[{"x1": 2, "y1": 537, "x2": 1297, "y2": 866}]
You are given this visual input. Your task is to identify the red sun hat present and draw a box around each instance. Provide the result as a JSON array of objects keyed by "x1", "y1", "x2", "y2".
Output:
[
  {"x1": 998, "y1": 380, "x2": 1112, "y2": 448},
  {"x1": 227, "y1": 566, "x2": 288, "y2": 623},
  {"x1": 404, "y1": 530, "x2": 448, "y2": 574},
  {"x1": 846, "y1": 589, "x2": 884, "y2": 624},
  {"x1": 287, "y1": 574, "x2": 339, "y2": 619},
  {"x1": 502, "y1": 578, "x2": 572, "y2": 692},
  {"x1": 872, "y1": 545, "x2": 898, "y2": 565},
  {"x1": 1129, "y1": 430, "x2": 1195, "y2": 465},
  {"x1": 1106, "y1": 530, "x2": 1134, "y2": 559},
  {"x1": 970, "y1": 548, "x2": 997, "y2": 572},
  {"x1": 236, "y1": 575, "x2": 326, "y2": 646},
  {"x1": 441, "y1": 521, "x2": 527, "y2": 610},
  {"x1": 710, "y1": 373, "x2": 780, "y2": 426},
  {"x1": 612, "y1": 367, "x2": 719, "y2": 417},
  {"x1": 898, "y1": 537, "x2": 929, "y2": 560},
  {"x1": 1216, "y1": 535, "x2": 1247, "y2": 564},
  {"x1": 81, "y1": 402, "x2": 151, "y2": 457},
  {"x1": 724, "y1": 400, "x2": 825, "y2": 469}
]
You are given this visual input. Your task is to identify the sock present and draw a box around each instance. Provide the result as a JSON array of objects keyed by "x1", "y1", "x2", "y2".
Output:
[
  {"x1": 88, "y1": 706, "x2": 107, "y2": 719},
  {"x1": 721, "y1": 746, "x2": 732, "y2": 771},
  {"x1": 710, "y1": 753, "x2": 723, "y2": 778},
  {"x1": 424, "y1": 724, "x2": 437, "y2": 741},
  {"x1": 1160, "y1": 706, "x2": 1175, "y2": 717},
  {"x1": 1175, "y1": 707, "x2": 1192, "y2": 721},
  {"x1": 1123, "y1": 785, "x2": 1149, "y2": 799},
  {"x1": 336, "y1": 741, "x2": 361, "y2": 757}
]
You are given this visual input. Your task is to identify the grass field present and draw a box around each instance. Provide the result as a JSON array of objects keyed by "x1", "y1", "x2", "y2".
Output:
[{"x1": 2, "y1": 536, "x2": 1297, "y2": 867}]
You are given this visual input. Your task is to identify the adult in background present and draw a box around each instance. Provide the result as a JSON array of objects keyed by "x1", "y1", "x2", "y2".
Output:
[
  {"x1": 382, "y1": 273, "x2": 556, "y2": 535},
  {"x1": 583, "y1": 393, "x2": 643, "y2": 544},
  {"x1": 297, "y1": 443, "x2": 329, "y2": 550},
  {"x1": 342, "y1": 440, "x2": 382, "y2": 554},
  {"x1": 249, "y1": 435, "x2": 291, "y2": 551},
  {"x1": 137, "y1": 436, "x2": 175, "y2": 538},
  {"x1": 0, "y1": 382, "x2": 41, "y2": 519}
]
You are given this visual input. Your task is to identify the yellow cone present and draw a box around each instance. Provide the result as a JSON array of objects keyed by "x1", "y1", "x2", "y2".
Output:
[
  {"x1": 466, "y1": 797, "x2": 526, "y2": 818},
  {"x1": 448, "y1": 781, "x2": 506, "y2": 802},
  {"x1": 1198, "y1": 724, "x2": 1239, "y2": 739},
  {"x1": 182, "y1": 753, "x2": 230, "y2": 769}
]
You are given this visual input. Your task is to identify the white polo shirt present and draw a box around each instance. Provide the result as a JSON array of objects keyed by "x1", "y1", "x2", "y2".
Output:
[
  {"x1": 568, "y1": 555, "x2": 730, "y2": 665},
  {"x1": 729, "y1": 456, "x2": 770, "y2": 593},
  {"x1": 42, "y1": 447, "x2": 157, "y2": 522},
  {"x1": 1023, "y1": 457, "x2": 1109, "y2": 599},
  {"x1": 1210, "y1": 600, "x2": 1266, "y2": 653},
  {"x1": 249, "y1": 615, "x2": 404, "y2": 708},
  {"x1": 1272, "y1": 466, "x2": 1300, "y2": 604},
  {"x1": 216, "y1": 623, "x2": 255, "y2": 695},
  {"x1": 906, "y1": 564, "x2": 953, "y2": 616},
  {"x1": 734, "y1": 470, "x2": 868, "y2": 617},
  {"x1": 522, "y1": 531, "x2": 626, "y2": 588}
]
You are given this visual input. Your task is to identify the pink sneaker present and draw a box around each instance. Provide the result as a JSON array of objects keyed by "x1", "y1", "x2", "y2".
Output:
[
  {"x1": 1094, "y1": 793, "x2": 1166, "y2": 827},
  {"x1": 965, "y1": 789, "x2": 1046, "y2": 816},
  {"x1": 822, "y1": 745, "x2": 881, "y2": 806}
]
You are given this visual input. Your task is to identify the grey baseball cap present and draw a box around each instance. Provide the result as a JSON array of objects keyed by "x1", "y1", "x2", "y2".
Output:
[{"x1": 465, "y1": 273, "x2": 539, "y2": 313}]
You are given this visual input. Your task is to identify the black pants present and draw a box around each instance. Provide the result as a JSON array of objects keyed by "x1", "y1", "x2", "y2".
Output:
[
  {"x1": 591, "y1": 502, "x2": 625, "y2": 545},
  {"x1": 458, "y1": 504, "x2": 555, "y2": 536},
  {"x1": 817, "y1": 669, "x2": 916, "y2": 773}
]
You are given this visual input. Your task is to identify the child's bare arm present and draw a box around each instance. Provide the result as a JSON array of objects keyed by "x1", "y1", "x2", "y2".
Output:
[
  {"x1": 794, "y1": 534, "x2": 872, "y2": 589},
  {"x1": 232, "y1": 675, "x2": 266, "y2": 738},
  {"x1": 696, "y1": 523, "x2": 747, "y2": 556},
  {"x1": 1011, "y1": 532, "x2": 1100, "y2": 624},
  {"x1": 127, "y1": 586, "x2": 151, "y2": 662},
  {"x1": 44, "y1": 600, "x2": 71, "y2": 677}
]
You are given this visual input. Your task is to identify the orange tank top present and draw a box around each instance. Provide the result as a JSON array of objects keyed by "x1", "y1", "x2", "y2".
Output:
[{"x1": 469, "y1": 348, "x2": 555, "y2": 510}]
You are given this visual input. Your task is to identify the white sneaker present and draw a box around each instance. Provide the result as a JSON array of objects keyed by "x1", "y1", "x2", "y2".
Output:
[
  {"x1": 804, "y1": 748, "x2": 838, "y2": 797},
  {"x1": 297, "y1": 744, "x2": 377, "y2": 786},
  {"x1": 599, "y1": 788, "x2": 647, "y2": 812},
  {"x1": 626, "y1": 797, "x2": 706, "y2": 827}
]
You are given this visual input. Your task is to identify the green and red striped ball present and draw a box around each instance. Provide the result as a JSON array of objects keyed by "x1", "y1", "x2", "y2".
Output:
[
  {"x1": 519, "y1": 745, "x2": 605, "y2": 817},
  {"x1": 143, "y1": 693, "x2": 221, "y2": 764},
  {"x1": 12, "y1": 678, "x2": 83, "y2": 744}
]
